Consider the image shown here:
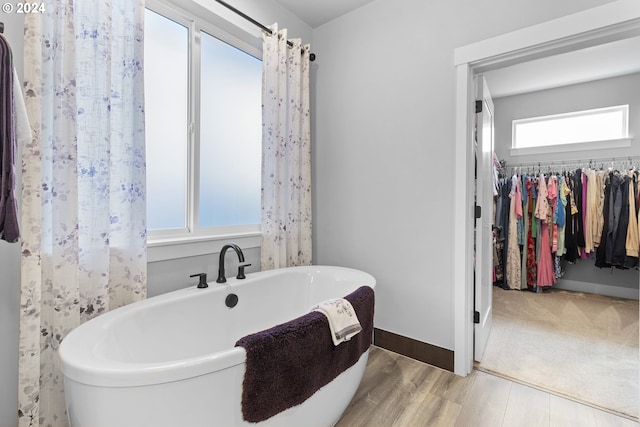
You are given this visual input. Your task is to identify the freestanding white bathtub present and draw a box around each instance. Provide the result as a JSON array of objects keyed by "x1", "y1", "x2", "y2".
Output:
[{"x1": 59, "y1": 265, "x2": 376, "y2": 427}]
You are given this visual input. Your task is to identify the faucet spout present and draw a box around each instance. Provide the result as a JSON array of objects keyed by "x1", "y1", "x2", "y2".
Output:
[{"x1": 217, "y1": 243, "x2": 250, "y2": 283}]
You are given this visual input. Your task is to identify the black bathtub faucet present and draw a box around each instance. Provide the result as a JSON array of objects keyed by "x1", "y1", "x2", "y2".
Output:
[{"x1": 217, "y1": 243, "x2": 251, "y2": 283}]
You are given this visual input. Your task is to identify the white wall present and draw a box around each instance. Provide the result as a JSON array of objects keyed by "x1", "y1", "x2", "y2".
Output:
[{"x1": 311, "y1": 0, "x2": 617, "y2": 350}]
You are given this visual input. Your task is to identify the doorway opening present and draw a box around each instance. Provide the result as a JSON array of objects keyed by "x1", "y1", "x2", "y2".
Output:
[
  {"x1": 453, "y1": 1, "x2": 640, "y2": 378},
  {"x1": 476, "y1": 67, "x2": 639, "y2": 417}
]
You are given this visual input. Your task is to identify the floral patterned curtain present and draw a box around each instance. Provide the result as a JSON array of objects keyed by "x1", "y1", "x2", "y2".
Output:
[
  {"x1": 261, "y1": 24, "x2": 312, "y2": 269},
  {"x1": 18, "y1": 1, "x2": 147, "y2": 426}
]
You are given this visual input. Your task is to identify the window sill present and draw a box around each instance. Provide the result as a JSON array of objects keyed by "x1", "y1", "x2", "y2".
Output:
[
  {"x1": 148, "y1": 232, "x2": 262, "y2": 262},
  {"x1": 509, "y1": 138, "x2": 632, "y2": 157}
]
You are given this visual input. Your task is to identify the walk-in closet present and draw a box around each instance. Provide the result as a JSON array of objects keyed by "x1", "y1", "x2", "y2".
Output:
[{"x1": 476, "y1": 47, "x2": 640, "y2": 420}]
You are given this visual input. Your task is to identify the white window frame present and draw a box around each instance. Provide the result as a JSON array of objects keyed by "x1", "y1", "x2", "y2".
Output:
[
  {"x1": 510, "y1": 104, "x2": 632, "y2": 156},
  {"x1": 145, "y1": 0, "x2": 263, "y2": 261}
]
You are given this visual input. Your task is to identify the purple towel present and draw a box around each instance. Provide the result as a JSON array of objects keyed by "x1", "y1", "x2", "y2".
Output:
[{"x1": 235, "y1": 285, "x2": 374, "y2": 423}]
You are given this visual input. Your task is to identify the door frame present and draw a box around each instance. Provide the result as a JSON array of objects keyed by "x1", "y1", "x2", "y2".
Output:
[{"x1": 452, "y1": 0, "x2": 640, "y2": 376}]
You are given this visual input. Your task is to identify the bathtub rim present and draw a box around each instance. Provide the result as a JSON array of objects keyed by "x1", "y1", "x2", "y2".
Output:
[{"x1": 59, "y1": 265, "x2": 376, "y2": 388}]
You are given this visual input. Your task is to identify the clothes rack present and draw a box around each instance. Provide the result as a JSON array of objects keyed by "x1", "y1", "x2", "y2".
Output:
[
  {"x1": 502, "y1": 156, "x2": 640, "y2": 176},
  {"x1": 212, "y1": 0, "x2": 316, "y2": 61},
  {"x1": 492, "y1": 158, "x2": 640, "y2": 292}
]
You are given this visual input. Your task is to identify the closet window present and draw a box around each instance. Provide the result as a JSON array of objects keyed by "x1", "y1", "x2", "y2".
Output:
[
  {"x1": 144, "y1": 3, "x2": 262, "y2": 251},
  {"x1": 512, "y1": 105, "x2": 629, "y2": 149}
]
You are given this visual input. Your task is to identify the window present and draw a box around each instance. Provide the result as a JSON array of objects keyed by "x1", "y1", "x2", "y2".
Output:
[
  {"x1": 145, "y1": 9, "x2": 189, "y2": 231},
  {"x1": 199, "y1": 32, "x2": 262, "y2": 228},
  {"x1": 512, "y1": 105, "x2": 629, "y2": 149},
  {"x1": 144, "y1": 4, "x2": 262, "y2": 244}
]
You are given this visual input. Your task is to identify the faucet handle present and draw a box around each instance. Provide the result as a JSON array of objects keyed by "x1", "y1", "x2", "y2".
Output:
[
  {"x1": 237, "y1": 263, "x2": 251, "y2": 280},
  {"x1": 190, "y1": 273, "x2": 209, "y2": 289}
]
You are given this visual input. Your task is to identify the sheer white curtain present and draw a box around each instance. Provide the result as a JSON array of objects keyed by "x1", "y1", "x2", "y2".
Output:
[
  {"x1": 18, "y1": 1, "x2": 147, "y2": 425},
  {"x1": 261, "y1": 24, "x2": 312, "y2": 269}
]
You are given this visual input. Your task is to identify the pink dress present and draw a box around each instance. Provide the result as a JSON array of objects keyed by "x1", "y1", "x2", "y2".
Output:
[
  {"x1": 547, "y1": 176, "x2": 558, "y2": 253},
  {"x1": 535, "y1": 175, "x2": 556, "y2": 287}
]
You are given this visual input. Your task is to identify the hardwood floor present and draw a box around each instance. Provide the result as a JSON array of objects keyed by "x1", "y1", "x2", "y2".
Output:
[{"x1": 336, "y1": 346, "x2": 639, "y2": 427}]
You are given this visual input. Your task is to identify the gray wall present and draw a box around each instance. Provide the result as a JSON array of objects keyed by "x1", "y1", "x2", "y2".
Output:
[
  {"x1": 148, "y1": 247, "x2": 261, "y2": 297},
  {"x1": 0, "y1": 12, "x2": 24, "y2": 427},
  {"x1": 311, "y1": 0, "x2": 617, "y2": 350},
  {"x1": 493, "y1": 73, "x2": 640, "y2": 299},
  {"x1": 494, "y1": 72, "x2": 640, "y2": 162}
]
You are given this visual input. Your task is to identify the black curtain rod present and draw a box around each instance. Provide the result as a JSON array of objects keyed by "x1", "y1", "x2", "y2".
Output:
[{"x1": 213, "y1": 0, "x2": 315, "y2": 61}]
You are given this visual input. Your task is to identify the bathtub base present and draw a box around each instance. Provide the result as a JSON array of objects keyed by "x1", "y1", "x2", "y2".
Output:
[{"x1": 65, "y1": 350, "x2": 368, "y2": 427}]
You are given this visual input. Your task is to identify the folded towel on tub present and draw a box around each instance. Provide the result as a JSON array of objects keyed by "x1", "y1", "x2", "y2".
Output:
[
  {"x1": 313, "y1": 298, "x2": 362, "y2": 346},
  {"x1": 235, "y1": 285, "x2": 374, "y2": 423}
]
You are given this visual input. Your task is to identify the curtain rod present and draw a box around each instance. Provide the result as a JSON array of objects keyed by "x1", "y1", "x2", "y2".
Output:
[
  {"x1": 213, "y1": 0, "x2": 316, "y2": 61},
  {"x1": 502, "y1": 156, "x2": 640, "y2": 171},
  {"x1": 505, "y1": 155, "x2": 640, "y2": 166}
]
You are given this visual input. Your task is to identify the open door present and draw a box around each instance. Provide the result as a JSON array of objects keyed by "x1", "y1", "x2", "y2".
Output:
[{"x1": 473, "y1": 75, "x2": 494, "y2": 362}]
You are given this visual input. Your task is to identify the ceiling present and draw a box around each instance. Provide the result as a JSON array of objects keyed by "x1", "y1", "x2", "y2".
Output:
[
  {"x1": 484, "y1": 35, "x2": 640, "y2": 98},
  {"x1": 272, "y1": 1, "x2": 640, "y2": 98},
  {"x1": 273, "y1": 0, "x2": 376, "y2": 29}
]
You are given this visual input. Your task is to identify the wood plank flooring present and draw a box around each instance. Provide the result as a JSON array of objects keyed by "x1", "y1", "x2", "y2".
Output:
[{"x1": 336, "y1": 346, "x2": 639, "y2": 427}]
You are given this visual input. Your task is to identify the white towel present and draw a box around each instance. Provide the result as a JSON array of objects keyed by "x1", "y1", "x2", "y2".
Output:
[{"x1": 313, "y1": 298, "x2": 362, "y2": 346}]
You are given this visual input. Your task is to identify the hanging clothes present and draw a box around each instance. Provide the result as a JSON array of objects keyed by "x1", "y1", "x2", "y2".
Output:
[
  {"x1": 573, "y1": 169, "x2": 586, "y2": 256},
  {"x1": 595, "y1": 175, "x2": 612, "y2": 268},
  {"x1": 506, "y1": 175, "x2": 522, "y2": 289},
  {"x1": 625, "y1": 171, "x2": 639, "y2": 268},
  {"x1": 500, "y1": 178, "x2": 511, "y2": 287},
  {"x1": 611, "y1": 173, "x2": 630, "y2": 267},
  {"x1": 593, "y1": 170, "x2": 606, "y2": 247},
  {"x1": 585, "y1": 169, "x2": 598, "y2": 253},
  {"x1": 520, "y1": 174, "x2": 528, "y2": 290},
  {"x1": 556, "y1": 176, "x2": 567, "y2": 255},
  {"x1": 548, "y1": 175, "x2": 558, "y2": 253},
  {"x1": 536, "y1": 174, "x2": 556, "y2": 287},
  {"x1": 564, "y1": 172, "x2": 579, "y2": 263},
  {"x1": 525, "y1": 176, "x2": 537, "y2": 289},
  {"x1": 494, "y1": 162, "x2": 639, "y2": 293}
]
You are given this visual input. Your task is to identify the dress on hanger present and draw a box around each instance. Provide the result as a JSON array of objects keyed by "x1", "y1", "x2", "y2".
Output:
[
  {"x1": 593, "y1": 170, "x2": 606, "y2": 247},
  {"x1": 556, "y1": 176, "x2": 567, "y2": 255},
  {"x1": 573, "y1": 170, "x2": 586, "y2": 255},
  {"x1": 536, "y1": 174, "x2": 555, "y2": 287},
  {"x1": 525, "y1": 177, "x2": 537, "y2": 289},
  {"x1": 564, "y1": 172, "x2": 579, "y2": 263},
  {"x1": 625, "y1": 171, "x2": 639, "y2": 268},
  {"x1": 506, "y1": 175, "x2": 522, "y2": 289}
]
